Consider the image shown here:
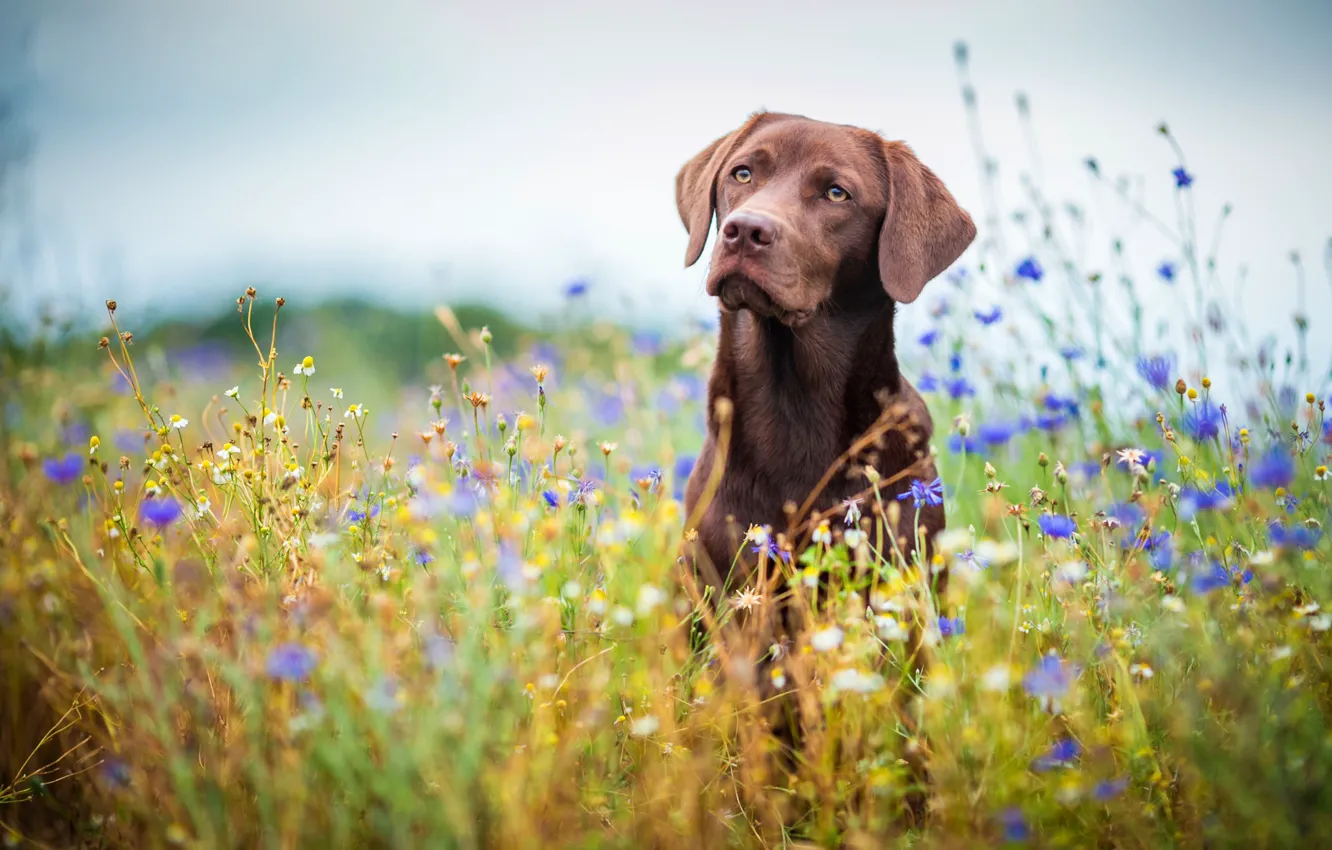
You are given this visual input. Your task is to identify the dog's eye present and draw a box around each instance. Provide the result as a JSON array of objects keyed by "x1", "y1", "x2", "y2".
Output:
[
  {"x1": 825, "y1": 185, "x2": 850, "y2": 202},
  {"x1": 732, "y1": 167, "x2": 752, "y2": 184}
]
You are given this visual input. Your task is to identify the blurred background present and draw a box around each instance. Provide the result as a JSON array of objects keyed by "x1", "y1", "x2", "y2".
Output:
[{"x1": 0, "y1": 0, "x2": 1329, "y2": 365}]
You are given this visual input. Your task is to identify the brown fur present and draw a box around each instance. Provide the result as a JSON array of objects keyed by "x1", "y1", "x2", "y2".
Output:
[{"x1": 676, "y1": 112, "x2": 975, "y2": 588}]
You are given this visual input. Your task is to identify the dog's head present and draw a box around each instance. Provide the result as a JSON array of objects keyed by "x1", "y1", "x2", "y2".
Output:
[{"x1": 677, "y1": 112, "x2": 975, "y2": 326}]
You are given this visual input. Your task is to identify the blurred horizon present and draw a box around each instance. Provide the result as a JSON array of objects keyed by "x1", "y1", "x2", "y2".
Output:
[{"x1": 0, "y1": 0, "x2": 1329, "y2": 365}]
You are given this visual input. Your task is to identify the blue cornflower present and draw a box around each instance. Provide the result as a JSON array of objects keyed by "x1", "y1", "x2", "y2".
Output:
[
  {"x1": 948, "y1": 352, "x2": 963, "y2": 373},
  {"x1": 978, "y1": 420, "x2": 1020, "y2": 447},
  {"x1": 414, "y1": 548, "x2": 435, "y2": 566},
  {"x1": 938, "y1": 616, "x2": 965, "y2": 637},
  {"x1": 1059, "y1": 345, "x2": 1084, "y2": 361},
  {"x1": 632, "y1": 330, "x2": 664, "y2": 356},
  {"x1": 948, "y1": 433, "x2": 980, "y2": 454},
  {"x1": 673, "y1": 455, "x2": 696, "y2": 499},
  {"x1": 266, "y1": 643, "x2": 318, "y2": 682},
  {"x1": 1015, "y1": 256, "x2": 1044, "y2": 282},
  {"x1": 564, "y1": 278, "x2": 589, "y2": 297},
  {"x1": 1249, "y1": 450, "x2": 1294, "y2": 489},
  {"x1": 1269, "y1": 522, "x2": 1322, "y2": 551},
  {"x1": 917, "y1": 372, "x2": 940, "y2": 392},
  {"x1": 1181, "y1": 401, "x2": 1223, "y2": 441},
  {"x1": 918, "y1": 329, "x2": 941, "y2": 347},
  {"x1": 1178, "y1": 484, "x2": 1233, "y2": 520},
  {"x1": 1035, "y1": 413, "x2": 1068, "y2": 432},
  {"x1": 449, "y1": 486, "x2": 480, "y2": 517},
  {"x1": 1189, "y1": 560, "x2": 1232, "y2": 594},
  {"x1": 1031, "y1": 736, "x2": 1081, "y2": 772},
  {"x1": 1092, "y1": 778, "x2": 1129, "y2": 802},
  {"x1": 631, "y1": 467, "x2": 663, "y2": 492},
  {"x1": 1135, "y1": 355, "x2": 1173, "y2": 391},
  {"x1": 140, "y1": 497, "x2": 182, "y2": 528},
  {"x1": 956, "y1": 549, "x2": 989, "y2": 570},
  {"x1": 750, "y1": 538, "x2": 792, "y2": 562},
  {"x1": 542, "y1": 490, "x2": 562, "y2": 509},
  {"x1": 1038, "y1": 514, "x2": 1076, "y2": 539},
  {"x1": 1157, "y1": 261, "x2": 1177, "y2": 282},
  {"x1": 423, "y1": 632, "x2": 455, "y2": 670},
  {"x1": 42, "y1": 453, "x2": 84, "y2": 485},
  {"x1": 1023, "y1": 654, "x2": 1079, "y2": 700},
  {"x1": 944, "y1": 377, "x2": 976, "y2": 400},
  {"x1": 897, "y1": 477, "x2": 944, "y2": 509},
  {"x1": 974, "y1": 305, "x2": 1003, "y2": 326},
  {"x1": 572, "y1": 478, "x2": 599, "y2": 506},
  {"x1": 347, "y1": 504, "x2": 381, "y2": 524},
  {"x1": 997, "y1": 808, "x2": 1029, "y2": 843},
  {"x1": 592, "y1": 393, "x2": 624, "y2": 426},
  {"x1": 1172, "y1": 166, "x2": 1194, "y2": 188},
  {"x1": 100, "y1": 758, "x2": 131, "y2": 789}
]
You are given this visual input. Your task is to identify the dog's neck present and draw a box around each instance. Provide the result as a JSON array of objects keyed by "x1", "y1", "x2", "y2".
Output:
[{"x1": 711, "y1": 297, "x2": 903, "y2": 489}]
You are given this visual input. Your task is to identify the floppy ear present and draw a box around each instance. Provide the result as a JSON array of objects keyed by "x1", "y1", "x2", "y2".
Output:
[
  {"x1": 877, "y1": 141, "x2": 976, "y2": 303},
  {"x1": 675, "y1": 114, "x2": 766, "y2": 267}
]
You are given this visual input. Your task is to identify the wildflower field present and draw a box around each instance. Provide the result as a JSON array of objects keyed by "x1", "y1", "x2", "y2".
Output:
[{"x1": 4, "y1": 68, "x2": 1332, "y2": 850}]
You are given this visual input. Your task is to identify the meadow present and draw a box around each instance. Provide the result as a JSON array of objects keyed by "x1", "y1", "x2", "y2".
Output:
[{"x1": 3, "y1": 63, "x2": 1332, "y2": 849}]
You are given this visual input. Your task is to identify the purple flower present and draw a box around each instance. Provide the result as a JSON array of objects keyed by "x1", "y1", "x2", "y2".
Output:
[
  {"x1": 592, "y1": 392, "x2": 624, "y2": 426},
  {"x1": 1172, "y1": 166, "x2": 1194, "y2": 188},
  {"x1": 347, "y1": 504, "x2": 381, "y2": 524},
  {"x1": 1269, "y1": 522, "x2": 1322, "y2": 551},
  {"x1": 978, "y1": 421, "x2": 1021, "y2": 447},
  {"x1": 673, "y1": 455, "x2": 696, "y2": 499},
  {"x1": 99, "y1": 757, "x2": 131, "y2": 790},
  {"x1": 944, "y1": 377, "x2": 976, "y2": 400},
  {"x1": 1189, "y1": 560, "x2": 1232, "y2": 594},
  {"x1": 414, "y1": 548, "x2": 435, "y2": 566},
  {"x1": 1031, "y1": 737, "x2": 1081, "y2": 772},
  {"x1": 917, "y1": 372, "x2": 940, "y2": 393},
  {"x1": 974, "y1": 306, "x2": 1003, "y2": 326},
  {"x1": 1178, "y1": 484, "x2": 1233, "y2": 520},
  {"x1": 918, "y1": 329, "x2": 941, "y2": 347},
  {"x1": 938, "y1": 616, "x2": 964, "y2": 637},
  {"x1": 42, "y1": 453, "x2": 84, "y2": 485},
  {"x1": 897, "y1": 477, "x2": 944, "y2": 509},
  {"x1": 1015, "y1": 257, "x2": 1044, "y2": 282},
  {"x1": 1023, "y1": 654, "x2": 1079, "y2": 699},
  {"x1": 1135, "y1": 355, "x2": 1173, "y2": 391},
  {"x1": 630, "y1": 467, "x2": 663, "y2": 493},
  {"x1": 564, "y1": 278, "x2": 589, "y2": 298},
  {"x1": 424, "y1": 632, "x2": 455, "y2": 670},
  {"x1": 1092, "y1": 777, "x2": 1128, "y2": 802},
  {"x1": 1181, "y1": 401, "x2": 1223, "y2": 441},
  {"x1": 1038, "y1": 514, "x2": 1077, "y2": 539},
  {"x1": 266, "y1": 643, "x2": 318, "y2": 682},
  {"x1": 139, "y1": 497, "x2": 182, "y2": 528},
  {"x1": 1249, "y1": 450, "x2": 1294, "y2": 489},
  {"x1": 750, "y1": 539, "x2": 791, "y2": 562},
  {"x1": 1059, "y1": 346, "x2": 1084, "y2": 361},
  {"x1": 998, "y1": 808, "x2": 1029, "y2": 842},
  {"x1": 1157, "y1": 261, "x2": 1177, "y2": 282},
  {"x1": 948, "y1": 434, "x2": 980, "y2": 454},
  {"x1": 632, "y1": 330, "x2": 664, "y2": 356},
  {"x1": 542, "y1": 490, "x2": 562, "y2": 509},
  {"x1": 572, "y1": 478, "x2": 599, "y2": 507}
]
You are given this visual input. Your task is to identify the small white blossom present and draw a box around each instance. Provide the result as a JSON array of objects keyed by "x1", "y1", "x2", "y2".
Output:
[
  {"x1": 810, "y1": 626, "x2": 844, "y2": 652},
  {"x1": 293, "y1": 356, "x2": 316, "y2": 376},
  {"x1": 224, "y1": 386, "x2": 240, "y2": 399}
]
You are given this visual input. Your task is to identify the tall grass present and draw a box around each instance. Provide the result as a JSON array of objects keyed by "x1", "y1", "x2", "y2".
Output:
[{"x1": 2, "y1": 47, "x2": 1330, "y2": 848}]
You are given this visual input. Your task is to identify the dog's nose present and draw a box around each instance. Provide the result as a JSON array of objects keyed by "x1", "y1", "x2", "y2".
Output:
[{"x1": 721, "y1": 211, "x2": 776, "y2": 252}]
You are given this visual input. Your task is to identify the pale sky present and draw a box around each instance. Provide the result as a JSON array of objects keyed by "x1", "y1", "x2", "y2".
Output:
[{"x1": 2, "y1": 0, "x2": 1329, "y2": 363}]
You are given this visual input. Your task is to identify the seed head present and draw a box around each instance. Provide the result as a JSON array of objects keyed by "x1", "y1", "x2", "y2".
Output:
[{"x1": 106, "y1": 299, "x2": 117, "y2": 312}]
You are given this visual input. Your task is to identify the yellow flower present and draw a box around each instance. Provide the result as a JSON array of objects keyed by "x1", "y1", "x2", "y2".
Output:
[
  {"x1": 169, "y1": 414, "x2": 189, "y2": 430},
  {"x1": 89, "y1": 435, "x2": 100, "y2": 456},
  {"x1": 293, "y1": 355, "x2": 316, "y2": 376}
]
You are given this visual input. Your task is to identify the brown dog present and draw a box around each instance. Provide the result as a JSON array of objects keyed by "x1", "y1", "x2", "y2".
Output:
[{"x1": 678, "y1": 111, "x2": 975, "y2": 594}]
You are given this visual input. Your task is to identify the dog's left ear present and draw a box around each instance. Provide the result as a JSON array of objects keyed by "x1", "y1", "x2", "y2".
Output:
[
  {"x1": 676, "y1": 113, "x2": 770, "y2": 267},
  {"x1": 878, "y1": 141, "x2": 976, "y2": 304}
]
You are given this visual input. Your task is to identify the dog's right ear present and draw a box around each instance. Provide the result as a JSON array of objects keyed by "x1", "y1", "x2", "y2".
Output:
[{"x1": 675, "y1": 114, "x2": 767, "y2": 267}]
